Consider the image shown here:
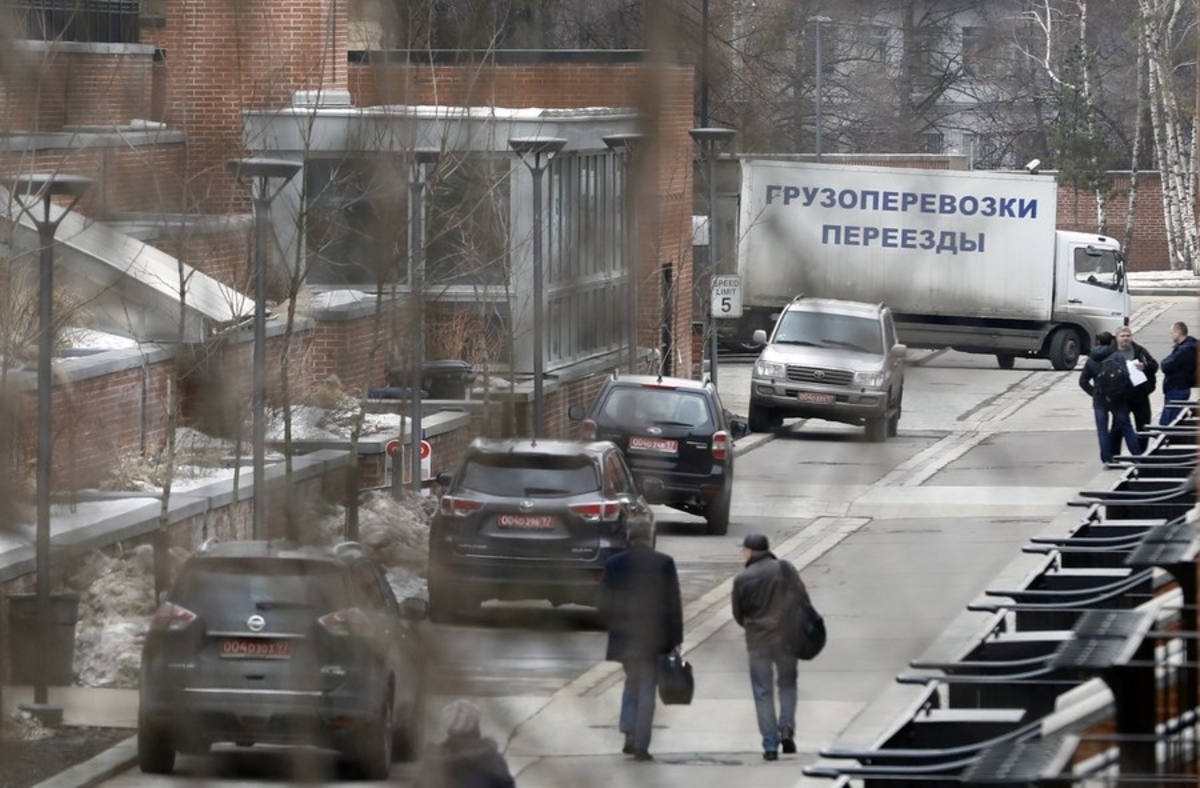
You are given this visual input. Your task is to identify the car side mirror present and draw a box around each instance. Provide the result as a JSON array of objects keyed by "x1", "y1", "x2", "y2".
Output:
[
  {"x1": 568, "y1": 404, "x2": 586, "y2": 421},
  {"x1": 729, "y1": 419, "x2": 749, "y2": 440},
  {"x1": 400, "y1": 597, "x2": 430, "y2": 621},
  {"x1": 891, "y1": 344, "x2": 908, "y2": 358},
  {"x1": 752, "y1": 329, "x2": 768, "y2": 345},
  {"x1": 436, "y1": 471, "x2": 453, "y2": 488},
  {"x1": 641, "y1": 477, "x2": 665, "y2": 498}
]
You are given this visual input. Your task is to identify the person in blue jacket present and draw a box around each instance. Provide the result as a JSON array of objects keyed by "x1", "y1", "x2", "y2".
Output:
[
  {"x1": 601, "y1": 521, "x2": 683, "y2": 762},
  {"x1": 1158, "y1": 321, "x2": 1197, "y2": 426}
]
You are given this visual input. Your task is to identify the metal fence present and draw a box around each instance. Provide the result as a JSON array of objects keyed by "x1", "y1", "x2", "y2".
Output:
[{"x1": 14, "y1": 0, "x2": 140, "y2": 45}]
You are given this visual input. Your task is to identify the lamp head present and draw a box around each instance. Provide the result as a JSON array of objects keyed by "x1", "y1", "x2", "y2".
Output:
[{"x1": 226, "y1": 157, "x2": 302, "y2": 181}]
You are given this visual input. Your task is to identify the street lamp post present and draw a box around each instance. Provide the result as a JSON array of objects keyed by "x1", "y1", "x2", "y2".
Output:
[
  {"x1": 602, "y1": 133, "x2": 645, "y2": 374},
  {"x1": 508, "y1": 136, "x2": 567, "y2": 438},
  {"x1": 3, "y1": 172, "x2": 93, "y2": 724},
  {"x1": 225, "y1": 157, "x2": 301, "y2": 540},
  {"x1": 689, "y1": 127, "x2": 736, "y2": 387},
  {"x1": 811, "y1": 15, "x2": 831, "y2": 160},
  {"x1": 407, "y1": 149, "x2": 439, "y2": 496}
]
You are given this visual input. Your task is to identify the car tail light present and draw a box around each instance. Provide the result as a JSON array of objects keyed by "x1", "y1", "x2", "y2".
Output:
[
  {"x1": 149, "y1": 602, "x2": 197, "y2": 632},
  {"x1": 439, "y1": 496, "x2": 484, "y2": 517},
  {"x1": 712, "y1": 430, "x2": 730, "y2": 460},
  {"x1": 317, "y1": 607, "x2": 374, "y2": 637},
  {"x1": 570, "y1": 501, "x2": 621, "y2": 522},
  {"x1": 580, "y1": 418, "x2": 597, "y2": 440}
]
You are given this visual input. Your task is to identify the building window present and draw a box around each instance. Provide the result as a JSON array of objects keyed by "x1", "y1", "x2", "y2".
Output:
[
  {"x1": 545, "y1": 151, "x2": 624, "y2": 365},
  {"x1": 856, "y1": 24, "x2": 890, "y2": 64},
  {"x1": 961, "y1": 26, "x2": 986, "y2": 76},
  {"x1": 16, "y1": 0, "x2": 141, "y2": 44},
  {"x1": 426, "y1": 154, "x2": 510, "y2": 287},
  {"x1": 305, "y1": 156, "x2": 402, "y2": 287},
  {"x1": 920, "y1": 132, "x2": 945, "y2": 155}
]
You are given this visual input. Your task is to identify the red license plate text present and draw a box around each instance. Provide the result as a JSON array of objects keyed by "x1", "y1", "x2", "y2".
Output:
[
  {"x1": 219, "y1": 638, "x2": 292, "y2": 659},
  {"x1": 497, "y1": 514, "x2": 556, "y2": 530},
  {"x1": 629, "y1": 436, "x2": 678, "y2": 453},
  {"x1": 797, "y1": 392, "x2": 835, "y2": 405}
]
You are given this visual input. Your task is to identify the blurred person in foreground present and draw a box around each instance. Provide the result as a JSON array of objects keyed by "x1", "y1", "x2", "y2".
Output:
[
  {"x1": 414, "y1": 698, "x2": 515, "y2": 788},
  {"x1": 601, "y1": 519, "x2": 683, "y2": 762}
]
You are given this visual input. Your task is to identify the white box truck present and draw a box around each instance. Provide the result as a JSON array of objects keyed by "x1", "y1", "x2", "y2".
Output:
[{"x1": 733, "y1": 159, "x2": 1131, "y2": 369}]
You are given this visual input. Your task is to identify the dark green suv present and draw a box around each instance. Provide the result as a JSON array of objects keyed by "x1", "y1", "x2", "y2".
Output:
[
  {"x1": 570, "y1": 374, "x2": 748, "y2": 535},
  {"x1": 137, "y1": 539, "x2": 427, "y2": 780}
]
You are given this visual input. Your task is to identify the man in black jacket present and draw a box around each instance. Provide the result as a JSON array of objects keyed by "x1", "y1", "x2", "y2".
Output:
[
  {"x1": 1108, "y1": 325, "x2": 1158, "y2": 455},
  {"x1": 1159, "y1": 321, "x2": 1197, "y2": 426},
  {"x1": 1080, "y1": 331, "x2": 1141, "y2": 464},
  {"x1": 601, "y1": 521, "x2": 682, "y2": 762},
  {"x1": 732, "y1": 533, "x2": 806, "y2": 761}
]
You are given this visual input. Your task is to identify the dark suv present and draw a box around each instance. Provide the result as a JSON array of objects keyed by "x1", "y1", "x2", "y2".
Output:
[
  {"x1": 569, "y1": 374, "x2": 748, "y2": 535},
  {"x1": 137, "y1": 539, "x2": 427, "y2": 780},
  {"x1": 428, "y1": 438, "x2": 654, "y2": 623}
]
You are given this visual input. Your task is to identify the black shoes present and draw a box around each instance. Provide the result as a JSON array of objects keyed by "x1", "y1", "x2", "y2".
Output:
[
  {"x1": 622, "y1": 734, "x2": 635, "y2": 755},
  {"x1": 763, "y1": 750, "x2": 778, "y2": 761},
  {"x1": 781, "y1": 725, "x2": 796, "y2": 754},
  {"x1": 633, "y1": 749, "x2": 654, "y2": 762}
]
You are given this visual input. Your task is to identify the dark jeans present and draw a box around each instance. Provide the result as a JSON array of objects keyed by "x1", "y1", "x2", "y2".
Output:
[
  {"x1": 1109, "y1": 394, "x2": 1151, "y2": 456},
  {"x1": 748, "y1": 643, "x2": 798, "y2": 753},
  {"x1": 1160, "y1": 388, "x2": 1192, "y2": 426},
  {"x1": 1095, "y1": 401, "x2": 1139, "y2": 464},
  {"x1": 619, "y1": 656, "x2": 658, "y2": 751}
]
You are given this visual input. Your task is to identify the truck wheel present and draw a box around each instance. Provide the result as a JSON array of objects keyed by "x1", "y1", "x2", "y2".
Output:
[
  {"x1": 748, "y1": 404, "x2": 774, "y2": 433},
  {"x1": 995, "y1": 354, "x2": 1015, "y2": 369},
  {"x1": 865, "y1": 417, "x2": 887, "y2": 443},
  {"x1": 1049, "y1": 329, "x2": 1082, "y2": 371}
]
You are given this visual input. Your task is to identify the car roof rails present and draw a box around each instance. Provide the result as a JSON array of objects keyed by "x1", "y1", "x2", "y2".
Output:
[{"x1": 198, "y1": 537, "x2": 220, "y2": 553}]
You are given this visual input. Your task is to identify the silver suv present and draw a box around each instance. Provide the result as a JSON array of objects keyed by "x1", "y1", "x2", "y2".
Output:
[{"x1": 748, "y1": 297, "x2": 906, "y2": 441}]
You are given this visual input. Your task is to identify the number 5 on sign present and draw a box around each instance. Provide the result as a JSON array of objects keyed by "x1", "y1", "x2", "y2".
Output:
[{"x1": 711, "y1": 275, "x2": 742, "y2": 318}]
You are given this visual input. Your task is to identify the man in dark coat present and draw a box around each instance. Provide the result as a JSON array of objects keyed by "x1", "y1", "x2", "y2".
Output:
[
  {"x1": 1080, "y1": 331, "x2": 1141, "y2": 464},
  {"x1": 1108, "y1": 324, "x2": 1158, "y2": 455},
  {"x1": 414, "y1": 698, "x2": 516, "y2": 788},
  {"x1": 732, "y1": 533, "x2": 807, "y2": 761},
  {"x1": 1159, "y1": 321, "x2": 1197, "y2": 426},
  {"x1": 601, "y1": 520, "x2": 682, "y2": 762}
]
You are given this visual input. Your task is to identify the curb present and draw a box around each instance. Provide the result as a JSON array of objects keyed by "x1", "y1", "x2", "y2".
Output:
[
  {"x1": 1130, "y1": 287, "x2": 1197, "y2": 296},
  {"x1": 32, "y1": 735, "x2": 137, "y2": 788}
]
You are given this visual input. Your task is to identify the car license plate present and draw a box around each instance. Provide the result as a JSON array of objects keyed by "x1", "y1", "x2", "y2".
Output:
[
  {"x1": 497, "y1": 514, "x2": 556, "y2": 530},
  {"x1": 219, "y1": 638, "x2": 292, "y2": 659},
  {"x1": 629, "y1": 436, "x2": 678, "y2": 454},
  {"x1": 797, "y1": 392, "x2": 835, "y2": 405}
]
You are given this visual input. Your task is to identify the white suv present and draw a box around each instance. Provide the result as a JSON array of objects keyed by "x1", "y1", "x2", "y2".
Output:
[{"x1": 748, "y1": 297, "x2": 906, "y2": 442}]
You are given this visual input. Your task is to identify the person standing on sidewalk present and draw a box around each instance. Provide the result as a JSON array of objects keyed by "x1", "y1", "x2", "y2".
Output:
[
  {"x1": 732, "y1": 533, "x2": 803, "y2": 761},
  {"x1": 1159, "y1": 321, "x2": 1196, "y2": 426},
  {"x1": 1109, "y1": 325, "x2": 1158, "y2": 454},
  {"x1": 1079, "y1": 331, "x2": 1142, "y2": 464},
  {"x1": 601, "y1": 520, "x2": 683, "y2": 762}
]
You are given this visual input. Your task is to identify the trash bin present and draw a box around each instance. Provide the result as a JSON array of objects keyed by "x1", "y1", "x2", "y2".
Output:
[
  {"x1": 7, "y1": 592, "x2": 80, "y2": 686},
  {"x1": 388, "y1": 360, "x2": 472, "y2": 400},
  {"x1": 420, "y1": 359, "x2": 472, "y2": 399}
]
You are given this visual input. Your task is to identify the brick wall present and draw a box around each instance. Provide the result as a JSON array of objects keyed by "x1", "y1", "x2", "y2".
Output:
[
  {"x1": 8, "y1": 353, "x2": 175, "y2": 489},
  {"x1": 1057, "y1": 175, "x2": 1170, "y2": 272},
  {"x1": 159, "y1": 0, "x2": 347, "y2": 213}
]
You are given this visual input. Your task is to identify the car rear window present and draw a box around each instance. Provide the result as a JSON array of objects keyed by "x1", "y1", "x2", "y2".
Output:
[
  {"x1": 172, "y1": 558, "x2": 348, "y2": 615},
  {"x1": 776, "y1": 311, "x2": 884, "y2": 354},
  {"x1": 598, "y1": 386, "x2": 714, "y2": 429},
  {"x1": 457, "y1": 455, "x2": 600, "y2": 497}
]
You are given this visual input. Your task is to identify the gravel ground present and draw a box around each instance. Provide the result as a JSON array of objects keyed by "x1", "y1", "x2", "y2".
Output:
[{"x1": 1, "y1": 714, "x2": 133, "y2": 788}]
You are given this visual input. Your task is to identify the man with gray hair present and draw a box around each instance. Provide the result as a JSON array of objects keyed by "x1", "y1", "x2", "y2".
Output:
[
  {"x1": 601, "y1": 519, "x2": 682, "y2": 762},
  {"x1": 414, "y1": 698, "x2": 515, "y2": 788}
]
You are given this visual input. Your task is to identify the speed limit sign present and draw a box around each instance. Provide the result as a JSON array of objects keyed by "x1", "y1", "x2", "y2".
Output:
[{"x1": 711, "y1": 274, "x2": 742, "y2": 318}]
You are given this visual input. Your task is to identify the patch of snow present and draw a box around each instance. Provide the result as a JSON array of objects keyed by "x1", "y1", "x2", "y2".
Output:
[
  {"x1": 63, "y1": 328, "x2": 142, "y2": 350},
  {"x1": 307, "y1": 290, "x2": 371, "y2": 309}
]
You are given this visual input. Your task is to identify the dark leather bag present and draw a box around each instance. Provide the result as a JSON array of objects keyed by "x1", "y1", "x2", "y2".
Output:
[
  {"x1": 657, "y1": 649, "x2": 695, "y2": 705},
  {"x1": 781, "y1": 563, "x2": 827, "y2": 661}
]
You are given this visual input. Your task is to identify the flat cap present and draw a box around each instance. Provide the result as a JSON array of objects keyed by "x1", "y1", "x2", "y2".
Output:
[{"x1": 742, "y1": 533, "x2": 769, "y2": 551}]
